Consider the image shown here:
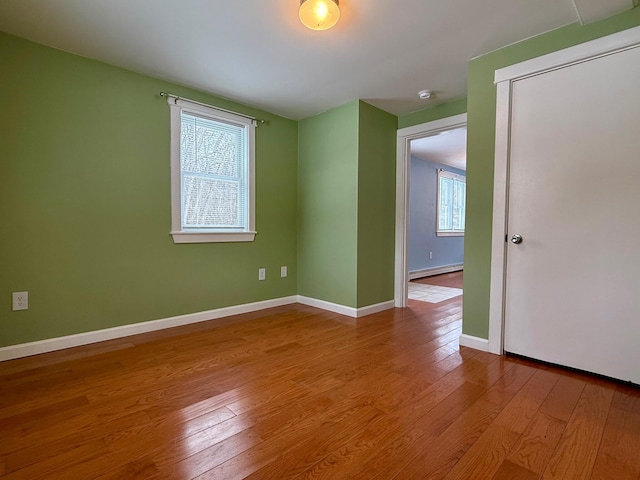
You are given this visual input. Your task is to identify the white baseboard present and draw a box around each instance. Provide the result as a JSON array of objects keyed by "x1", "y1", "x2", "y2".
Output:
[
  {"x1": 356, "y1": 300, "x2": 396, "y2": 317},
  {"x1": 297, "y1": 296, "x2": 356, "y2": 317},
  {"x1": 409, "y1": 263, "x2": 463, "y2": 280},
  {"x1": 0, "y1": 296, "x2": 298, "y2": 362},
  {"x1": 459, "y1": 334, "x2": 490, "y2": 352},
  {"x1": 296, "y1": 296, "x2": 395, "y2": 318}
]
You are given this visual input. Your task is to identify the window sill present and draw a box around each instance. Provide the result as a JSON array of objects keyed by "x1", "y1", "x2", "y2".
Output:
[
  {"x1": 436, "y1": 231, "x2": 464, "y2": 237},
  {"x1": 171, "y1": 231, "x2": 257, "y2": 244}
]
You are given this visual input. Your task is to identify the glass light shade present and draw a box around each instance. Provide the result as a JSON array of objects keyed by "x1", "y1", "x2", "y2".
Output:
[{"x1": 299, "y1": 0, "x2": 340, "y2": 31}]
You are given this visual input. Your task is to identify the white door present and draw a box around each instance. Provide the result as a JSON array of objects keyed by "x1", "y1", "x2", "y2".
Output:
[{"x1": 503, "y1": 45, "x2": 640, "y2": 384}]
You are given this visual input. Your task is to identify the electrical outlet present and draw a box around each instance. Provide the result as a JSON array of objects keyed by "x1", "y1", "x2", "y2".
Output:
[
  {"x1": 429, "y1": 252, "x2": 433, "y2": 260},
  {"x1": 12, "y1": 291, "x2": 28, "y2": 311},
  {"x1": 258, "y1": 268, "x2": 266, "y2": 281},
  {"x1": 281, "y1": 266, "x2": 287, "y2": 278}
]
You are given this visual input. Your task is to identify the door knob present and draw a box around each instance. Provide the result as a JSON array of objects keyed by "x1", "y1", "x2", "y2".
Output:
[{"x1": 511, "y1": 234, "x2": 523, "y2": 244}]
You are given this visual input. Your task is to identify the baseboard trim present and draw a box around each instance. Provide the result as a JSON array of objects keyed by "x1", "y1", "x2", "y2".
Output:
[
  {"x1": 356, "y1": 300, "x2": 396, "y2": 317},
  {"x1": 297, "y1": 296, "x2": 356, "y2": 317},
  {"x1": 296, "y1": 296, "x2": 395, "y2": 318},
  {"x1": 459, "y1": 334, "x2": 490, "y2": 352},
  {"x1": 0, "y1": 296, "x2": 298, "y2": 362},
  {"x1": 409, "y1": 263, "x2": 463, "y2": 280}
]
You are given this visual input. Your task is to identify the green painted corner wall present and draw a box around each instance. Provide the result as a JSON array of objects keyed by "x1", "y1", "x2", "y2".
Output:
[
  {"x1": 297, "y1": 101, "x2": 398, "y2": 309},
  {"x1": 398, "y1": 98, "x2": 467, "y2": 129},
  {"x1": 463, "y1": 8, "x2": 640, "y2": 339},
  {"x1": 297, "y1": 102, "x2": 360, "y2": 307},
  {"x1": 0, "y1": 32, "x2": 298, "y2": 347},
  {"x1": 356, "y1": 101, "x2": 397, "y2": 308}
]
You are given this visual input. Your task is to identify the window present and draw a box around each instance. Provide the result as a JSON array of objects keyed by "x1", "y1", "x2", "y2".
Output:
[
  {"x1": 437, "y1": 169, "x2": 465, "y2": 236},
  {"x1": 167, "y1": 96, "x2": 256, "y2": 243}
]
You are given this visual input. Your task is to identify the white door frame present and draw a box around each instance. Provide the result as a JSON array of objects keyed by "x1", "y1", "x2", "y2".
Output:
[
  {"x1": 488, "y1": 25, "x2": 640, "y2": 355},
  {"x1": 394, "y1": 113, "x2": 467, "y2": 307}
]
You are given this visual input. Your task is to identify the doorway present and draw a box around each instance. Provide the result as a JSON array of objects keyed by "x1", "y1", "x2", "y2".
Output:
[{"x1": 395, "y1": 113, "x2": 467, "y2": 308}]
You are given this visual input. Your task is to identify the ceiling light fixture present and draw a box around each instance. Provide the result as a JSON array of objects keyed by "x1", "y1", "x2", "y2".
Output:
[
  {"x1": 299, "y1": 0, "x2": 340, "y2": 31},
  {"x1": 418, "y1": 90, "x2": 433, "y2": 100}
]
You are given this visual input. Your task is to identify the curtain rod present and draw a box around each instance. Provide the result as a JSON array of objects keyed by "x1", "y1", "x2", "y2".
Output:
[{"x1": 160, "y1": 92, "x2": 265, "y2": 126}]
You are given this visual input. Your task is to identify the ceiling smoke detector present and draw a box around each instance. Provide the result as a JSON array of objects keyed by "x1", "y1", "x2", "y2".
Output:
[{"x1": 418, "y1": 90, "x2": 433, "y2": 100}]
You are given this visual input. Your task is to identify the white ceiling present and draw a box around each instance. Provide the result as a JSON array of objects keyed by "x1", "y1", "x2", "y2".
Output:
[
  {"x1": 0, "y1": 0, "x2": 634, "y2": 120},
  {"x1": 411, "y1": 127, "x2": 467, "y2": 171}
]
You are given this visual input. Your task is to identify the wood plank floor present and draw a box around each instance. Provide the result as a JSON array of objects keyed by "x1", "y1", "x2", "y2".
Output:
[{"x1": 1, "y1": 275, "x2": 639, "y2": 479}]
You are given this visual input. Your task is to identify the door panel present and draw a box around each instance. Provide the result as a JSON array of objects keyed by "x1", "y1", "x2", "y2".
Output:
[{"x1": 504, "y1": 46, "x2": 640, "y2": 384}]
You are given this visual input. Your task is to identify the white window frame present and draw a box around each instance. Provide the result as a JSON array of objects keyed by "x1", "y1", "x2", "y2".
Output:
[
  {"x1": 168, "y1": 96, "x2": 256, "y2": 243},
  {"x1": 436, "y1": 169, "x2": 465, "y2": 237}
]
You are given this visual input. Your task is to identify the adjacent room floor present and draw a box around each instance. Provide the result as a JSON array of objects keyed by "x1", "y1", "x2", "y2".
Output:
[
  {"x1": 409, "y1": 271, "x2": 463, "y2": 304},
  {"x1": 1, "y1": 280, "x2": 638, "y2": 479}
]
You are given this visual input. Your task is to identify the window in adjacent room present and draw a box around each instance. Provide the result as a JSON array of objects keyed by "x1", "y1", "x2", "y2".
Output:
[
  {"x1": 167, "y1": 95, "x2": 256, "y2": 243},
  {"x1": 437, "y1": 169, "x2": 465, "y2": 236}
]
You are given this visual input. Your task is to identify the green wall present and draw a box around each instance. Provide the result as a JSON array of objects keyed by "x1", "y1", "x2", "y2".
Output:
[
  {"x1": 0, "y1": 33, "x2": 298, "y2": 347},
  {"x1": 463, "y1": 8, "x2": 640, "y2": 338},
  {"x1": 398, "y1": 98, "x2": 467, "y2": 129},
  {"x1": 297, "y1": 102, "x2": 360, "y2": 307},
  {"x1": 9, "y1": 8, "x2": 633, "y2": 348},
  {"x1": 356, "y1": 102, "x2": 396, "y2": 308},
  {"x1": 298, "y1": 101, "x2": 397, "y2": 308}
]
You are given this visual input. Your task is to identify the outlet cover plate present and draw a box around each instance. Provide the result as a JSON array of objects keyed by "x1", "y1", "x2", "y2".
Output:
[{"x1": 12, "y1": 291, "x2": 28, "y2": 311}]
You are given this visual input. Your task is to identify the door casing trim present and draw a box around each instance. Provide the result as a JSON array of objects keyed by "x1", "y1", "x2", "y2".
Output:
[{"x1": 394, "y1": 114, "x2": 467, "y2": 308}]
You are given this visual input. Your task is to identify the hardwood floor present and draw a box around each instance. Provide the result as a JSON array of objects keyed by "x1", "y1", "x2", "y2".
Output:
[{"x1": 1, "y1": 283, "x2": 639, "y2": 479}]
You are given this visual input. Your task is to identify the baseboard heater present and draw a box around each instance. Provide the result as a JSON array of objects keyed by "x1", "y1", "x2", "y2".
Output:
[{"x1": 409, "y1": 263, "x2": 463, "y2": 280}]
